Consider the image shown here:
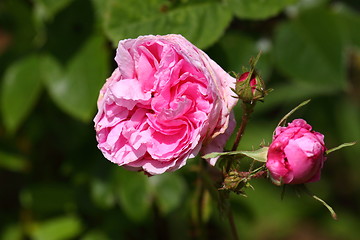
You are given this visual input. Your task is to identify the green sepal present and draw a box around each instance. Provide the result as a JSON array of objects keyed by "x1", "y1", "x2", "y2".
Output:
[
  {"x1": 298, "y1": 185, "x2": 337, "y2": 220},
  {"x1": 269, "y1": 175, "x2": 283, "y2": 186},
  {"x1": 326, "y1": 142, "x2": 356, "y2": 155},
  {"x1": 276, "y1": 99, "x2": 311, "y2": 128}
]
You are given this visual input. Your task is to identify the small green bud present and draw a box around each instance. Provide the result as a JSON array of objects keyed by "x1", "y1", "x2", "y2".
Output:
[
  {"x1": 235, "y1": 71, "x2": 266, "y2": 103},
  {"x1": 221, "y1": 170, "x2": 245, "y2": 194}
]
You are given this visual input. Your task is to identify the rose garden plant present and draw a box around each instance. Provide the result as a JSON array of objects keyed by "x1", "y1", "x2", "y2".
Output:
[
  {"x1": 2, "y1": 1, "x2": 360, "y2": 239},
  {"x1": 94, "y1": 34, "x2": 355, "y2": 239}
]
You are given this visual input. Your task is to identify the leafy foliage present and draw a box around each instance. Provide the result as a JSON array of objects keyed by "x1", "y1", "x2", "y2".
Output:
[
  {"x1": 101, "y1": 0, "x2": 232, "y2": 49},
  {"x1": 1, "y1": 0, "x2": 360, "y2": 239},
  {"x1": 1, "y1": 55, "x2": 43, "y2": 133},
  {"x1": 274, "y1": 7, "x2": 347, "y2": 90},
  {"x1": 229, "y1": 0, "x2": 297, "y2": 19},
  {"x1": 42, "y1": 35, "x2": 109, "y2": 122}
]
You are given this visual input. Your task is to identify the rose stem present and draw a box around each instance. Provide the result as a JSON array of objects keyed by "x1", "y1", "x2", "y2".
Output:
[
  {"x1": 199, "y1": 163, "x2": 240, "y2": 240},
  {"x1": 223, "y1": 102, "x2": 254, "y2": 239},
  {"x1": 226, "y1": 102, "x2": 255, "y2": 172},
  {"x1": 227, "y1": 210, "x2": 239, "y2": 240}
]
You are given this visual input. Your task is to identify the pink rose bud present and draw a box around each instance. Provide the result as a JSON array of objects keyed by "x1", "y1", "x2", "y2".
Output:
[
  {"x1": 94, "y1": 34, "x2": 238, "y2": 175},
  {"x1": 235, "y1": 71, "x2": 265, "y2": 103},
  {"x1": 266, "y1": 119, "x2": 326, "y2": 185}
]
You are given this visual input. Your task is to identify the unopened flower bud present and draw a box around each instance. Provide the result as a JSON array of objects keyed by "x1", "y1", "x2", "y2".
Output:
[
  {"x1": 221, "y1": 170, "x2": 246, "y2": 193},
  {"x1": 235, "y1": 71, "x2": 266, "y2": 103},
  {"x1": 266, "y1": 119, "x2": 327, "y2": 185}
]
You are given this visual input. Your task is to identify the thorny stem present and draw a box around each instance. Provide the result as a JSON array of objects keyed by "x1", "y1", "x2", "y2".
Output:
[
  {"x1": 198, "y1": 162, "x2": 240, "y2": 240},
  {"x1": 226, "y1": 102, "x2": 255, "y2": 172},
  {"x1": 231, "y1": 102, "x2": 255, "y2": 151},
  {"x1": 218, "y1": 102, "x2": 255, "y2": 240},
  {"x1": 227, "y1": 210, "x2": 239, "y2": 240},
  {"x1": 237, "y1": 169, "x2": 267, "y2": 179}
]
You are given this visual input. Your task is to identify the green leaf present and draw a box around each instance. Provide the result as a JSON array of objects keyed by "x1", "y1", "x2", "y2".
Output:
[
  {"x1": 90, "y1": 178, "x2": 116, "y2": 209},
  {"x1": 39, "y1": 1, "x2": 94, "y2": 61},
  {"x1": 229, "y1": 0, "x2": 297, "y2": 20},
  {"x1": 32, "y1": 0, "x2": 75, "y2": 44},
  {"x1": 112, "y1": 168, "x2": 152, "y2": 222},
  {"x1": 203, "y1": 147, "x2": 269, "y2": 163},
  {"x1": 0, "y1": 0, "x2": 37, "y2": 54},
  {"x1": 274, "y1": 7, "x2": 346, "y2": 90},
  {"x1": 42, "y1": 35, "x2": 109, "y2": 122},
  {"x1": 30, "y1": 215, "x2": 83, "y2": 240},
  {"x1": 255, "y1": 83, "x2": 338, "y2": 115},
  {"x1": 149, "y1": 173, "x2": 187, "y2": 215},
  {"x1": 102, "y1": 0, "x2": 232, "y2": 49},
  {"x1": 20, "y1": 184, "x2": 75, "y2": 214},
  {"x1": 208, "y1": 31, "x2": 271, "y2": 78},
  {"x1": 284, "y1": 0, "x2": 329, "y2": 15},
  {"x1": 334, "y1": 98, "x2": 360, "y2": 169},
  {"x1": 336, "y1": 4, "x2": 360, "y2": 47},
  {"x1": 0, "y1": 224, "x2": 23, "y2": 240},
  {"x1": 1, "y1": 55, "x2": 43, "y2": 133},
  {"x1": 0, "y1": 151, "x2": 28, "y2": 172},
  {"x1": 81, "y1": 230, "x2": 110, "y2": 240},
  {"x1": 33, "y1": 0, "x2": 74, "y2": 22}
]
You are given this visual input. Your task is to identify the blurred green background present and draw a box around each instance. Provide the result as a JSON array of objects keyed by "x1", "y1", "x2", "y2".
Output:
[{"x1": 0, "y1": 0, "x2": 359, "y2": 239}]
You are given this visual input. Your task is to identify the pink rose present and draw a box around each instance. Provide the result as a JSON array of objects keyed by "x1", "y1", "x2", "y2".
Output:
[
  {"x1": 94, "y1": 34, "x2": 238, "y2": 175},
  {"x1": 266, "y1": 119, "x2": 326, "y2": 185}
]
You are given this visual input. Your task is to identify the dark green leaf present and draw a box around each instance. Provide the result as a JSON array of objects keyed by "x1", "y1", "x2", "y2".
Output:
[
  {"x1": 29, "y1": 215, "x2": 83, "y2": 240},
  {"x1": 112, "y1": 168, "x2": 152, "y2": 222},
  {"x1": 336, "y1": 4, "x2": 360, "y2": 47},
  {"x1": 0, "y1": 151, "x2": 28, "y2": 172},
  {"x1": 90, "y1": 178, "x2": 116, "y2": 209},
  {"x1": 0, "y1": 0, "x2": 37, "y2": 54},
  {"x1": 208, "y1": 32, "x2": 271, "y2": 78},
  {"x1": 41, "y1": 0, "x2": 95, "y2": 62},
  {"x1": 42, "y1": 36, "x2": 109, "y2": 121},
  {"x1": 33, "y1": 0, "x2": 74, "y2": 22},
  {"x1": 334, "y1": 98, "x2": 360, "y2": 164},
  {"x1": 103, "y1": 0, "x2": 232, "y2": 49},
  {"x1": 274, "y1": 7, "x2": 346, "y2": 90},
  {"x1": 1, "y1": 55, "x2": 43, "y2": 133},
  {"x1": 229, "y1": 0, "x2": 297, "y2": 20},
  {"x1": 20, "y1": 184, "x2": 75, "y2": 214},
  {"x1": 149, "y1": 173, "x2": 187, "y2": 214},
  {"x1": 32, "y1": 0, "x2": 75, "y2": 44},
  {"x1": 285, "y1": 0, "x2": 329, "y2": 15},
  {"x1": 81, "y1": 230, "x2": 109, "y2": 240},
  {"x1": 0, "y1": 224, "x2": 23, "y2": 240},
  {"x1": 255, "y1": 83, "x2": 338, "y2": 115}
]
